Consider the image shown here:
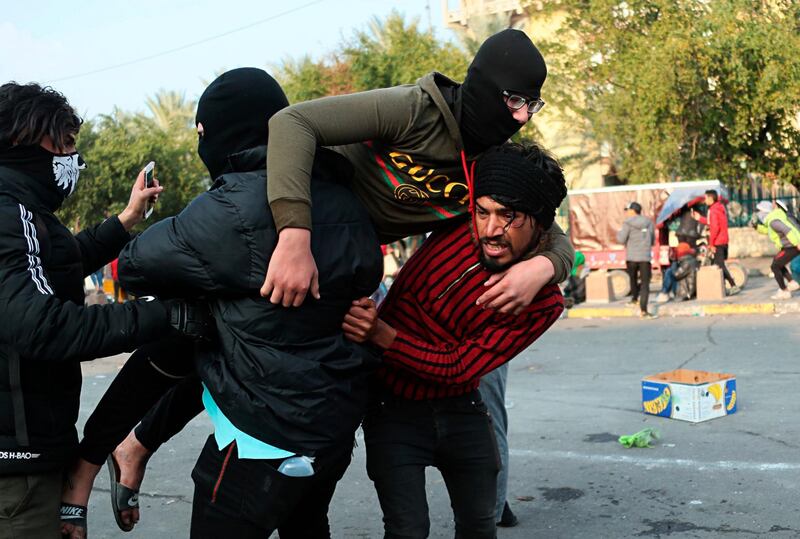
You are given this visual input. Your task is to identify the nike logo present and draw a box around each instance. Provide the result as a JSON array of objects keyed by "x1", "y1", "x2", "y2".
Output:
[{"x1": 127, "y1": 494, "x2": 139, "y2": 507}]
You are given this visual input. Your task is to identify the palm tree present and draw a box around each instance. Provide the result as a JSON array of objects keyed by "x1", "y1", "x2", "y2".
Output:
[
  {"x1": 452, "y1": 13, "x2": 521, "y2": 55},
  {"x1": 145, "y1": 90, "x2": 196, "y2": 133}
]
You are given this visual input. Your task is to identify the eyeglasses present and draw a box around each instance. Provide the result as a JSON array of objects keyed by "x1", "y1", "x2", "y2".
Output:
[{"x1": 502, "y1": 91, "x2": 545, "y2": 115}]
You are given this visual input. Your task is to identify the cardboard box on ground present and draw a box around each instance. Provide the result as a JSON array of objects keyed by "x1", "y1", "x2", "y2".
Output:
[
  {"x1": 696, "y1": 266, "x2": 726, "y2": 301},
  {"x1": 642, "y1": 369, "x2": 737, "y2": 423},
  {"x1": 586, "y1": 270, "x2": 616, "y2": 303}
]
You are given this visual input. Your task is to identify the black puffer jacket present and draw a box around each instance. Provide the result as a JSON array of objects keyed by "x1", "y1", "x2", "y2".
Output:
[
  {"x1": 673, "y1": 255, "x2": 698, "y2": 300},
  {"x1": 119, "y1": 147, "x2": 383, "y2": 456},
  {"x1": 0, "y1": 166, "x2": 170, "y2": 475}
]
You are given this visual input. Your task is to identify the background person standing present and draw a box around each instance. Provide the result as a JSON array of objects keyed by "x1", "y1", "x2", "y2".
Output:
[
  {"x1": 617, "y1": 202, "x2": 656, "y2": 319},
  {"x1": 110, "y1": 258, "x2": 126, "y2": 303},
  {"x1": 692, "y1": 189, "x2": 740, "y2": 294}
]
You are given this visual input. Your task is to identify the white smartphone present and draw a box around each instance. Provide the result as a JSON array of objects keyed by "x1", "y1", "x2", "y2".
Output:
[{"x1": 143, "y1": 161, "x2": 156, "y2": 220}]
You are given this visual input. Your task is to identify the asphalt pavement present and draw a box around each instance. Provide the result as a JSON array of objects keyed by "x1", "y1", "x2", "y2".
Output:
[{"x1": 78, "y1": 315, "x2": 800, "y2": 538}]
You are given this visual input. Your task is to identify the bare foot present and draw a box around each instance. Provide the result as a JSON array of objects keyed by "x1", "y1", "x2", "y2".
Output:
[
  {"x1": 112, "y1": 431, "x2": 153, "y2": 529},
  {"x1": 60, "y1": 458, "x2": 102, "y2": 539}
]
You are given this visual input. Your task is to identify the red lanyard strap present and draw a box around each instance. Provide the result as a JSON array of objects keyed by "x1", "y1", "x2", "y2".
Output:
[{"x1": 461, "y1": 150, "x2": 478, "y2": 241}]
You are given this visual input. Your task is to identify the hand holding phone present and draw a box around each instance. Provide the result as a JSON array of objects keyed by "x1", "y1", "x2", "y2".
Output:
[{"x1": 143, "y1": 161, "x2": 156, "y2": 219}]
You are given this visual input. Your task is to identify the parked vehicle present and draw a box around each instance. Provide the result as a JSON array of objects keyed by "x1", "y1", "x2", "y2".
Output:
[{"x1": 567, "y1": 180, "x2": 746, "y2": 297}]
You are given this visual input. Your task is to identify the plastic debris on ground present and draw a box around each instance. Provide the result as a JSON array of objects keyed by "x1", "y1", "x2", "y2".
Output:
[{"x1": 618, "y1": 428, "x2": 660, "y2": 448}]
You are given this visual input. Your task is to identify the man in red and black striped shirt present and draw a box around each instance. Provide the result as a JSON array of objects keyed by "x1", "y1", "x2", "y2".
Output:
[{"x1": 343, "y1": 143, "x2": 567, "y2": 539}]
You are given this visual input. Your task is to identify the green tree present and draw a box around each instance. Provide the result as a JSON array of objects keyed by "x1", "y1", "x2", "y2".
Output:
[
  {"x1": 275, "y1": 12, "x2": 470, "y2": 102},
  {"x1": 277, "y1": 55, "x2": 354, "y2": 102},
  {"x1": 539, "y1": 0, "x2": 800, "y2": 186},
  {"x1": 344, "y1": 12, "x2": 469, "y2": 90}
]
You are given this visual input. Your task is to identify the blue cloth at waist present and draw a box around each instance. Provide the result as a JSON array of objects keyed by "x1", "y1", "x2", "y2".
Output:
[{"x1": 201, "y1": 384, "x2": 293, "y2": 460}]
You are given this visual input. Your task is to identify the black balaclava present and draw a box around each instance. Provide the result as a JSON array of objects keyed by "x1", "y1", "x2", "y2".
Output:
[
  {"x1": 474, "y1": 145, "x2": 567, "y2": 229},
  {"x1": 0, "y1": 144, "x2": 86, "y2": 212},
  {"x1": 460, "y1": 29, "x2": 547, "y2": 156},
  {"x1": 196, "y1": 67, "x2": 289, "y2": 179}
]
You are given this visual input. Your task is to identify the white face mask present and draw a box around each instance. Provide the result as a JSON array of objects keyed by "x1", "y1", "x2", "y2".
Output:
[{"x1": 52, "y1": 152, "x2": 86, "y2": 197}]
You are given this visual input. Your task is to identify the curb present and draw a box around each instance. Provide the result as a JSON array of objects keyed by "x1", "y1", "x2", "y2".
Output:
[{"x1": 566, "y1": 301, "x2": 800, "y2": 319}]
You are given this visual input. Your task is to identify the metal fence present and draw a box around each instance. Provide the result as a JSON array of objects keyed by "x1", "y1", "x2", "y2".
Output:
[{"x1": 727, "y1": 183, "x2": 800, "y2": 227}]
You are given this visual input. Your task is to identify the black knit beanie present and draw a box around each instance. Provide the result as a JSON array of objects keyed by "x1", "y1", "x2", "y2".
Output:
[
  {"x1": 196, "y1": 68, "x2": 289, "y2": 179},
  {"x1": 459, "y1": 29, "x2": 547, "y2": 155},
  {"x1": 474, "y1": 145, "x2": 567, "y2": 228}
]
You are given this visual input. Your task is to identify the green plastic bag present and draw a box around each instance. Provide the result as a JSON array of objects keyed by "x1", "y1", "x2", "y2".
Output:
[{"x1": 618, "y1": 428, "x2": 659, "y2": 448}]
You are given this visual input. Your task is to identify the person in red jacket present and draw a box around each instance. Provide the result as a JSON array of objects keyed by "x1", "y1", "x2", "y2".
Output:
[
  {"x1": 342, "y1": 143, "x2": 566, "y2": 538},
  {"x1": 693, "y1": 189, "x2": 740, "y2": 294},
  {"x1": 109, "y1": 258, "x2": 126, "y2": 303}
]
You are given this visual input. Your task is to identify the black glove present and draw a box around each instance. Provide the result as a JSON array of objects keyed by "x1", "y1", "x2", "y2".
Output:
[{"x1": 164, "y1": 299, "x2": 214, "y2": 341}]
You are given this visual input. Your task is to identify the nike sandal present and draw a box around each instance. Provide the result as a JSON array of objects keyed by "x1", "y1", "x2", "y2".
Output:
[{"x1": 106, "y1": 454, "x2": 139, "y2": 532}]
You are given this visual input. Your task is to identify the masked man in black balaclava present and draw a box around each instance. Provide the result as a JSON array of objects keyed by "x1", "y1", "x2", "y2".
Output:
[
  {"x1": 0, "y1": 82, "x2": 209, "y2": 538},
  {"x1": 60, "y1": 68, "x2": 384, "y2": 539},
  {"x1": 459, "y1": 28, "x2": 548, "y2": 155}
]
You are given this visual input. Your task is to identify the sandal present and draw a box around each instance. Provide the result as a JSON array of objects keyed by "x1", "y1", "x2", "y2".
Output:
[
  {"x1": 106, "y1": 454, "x2": 139, "y2": 532},
  {"x1": 59, "y1": 502, "x2": 87, "y2": 538}
]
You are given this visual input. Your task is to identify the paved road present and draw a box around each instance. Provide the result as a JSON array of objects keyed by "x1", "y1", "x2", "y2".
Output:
[{"x1": 78, "y1": 315, "x2": 800, "y2": 538}]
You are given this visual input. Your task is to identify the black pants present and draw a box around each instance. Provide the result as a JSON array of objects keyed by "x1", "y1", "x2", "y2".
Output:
[
  {"x1": 79, "y1": 338, "x2": 198, "y2": 465},
  {"x1": 626, "y1": 261, "x2": 651, "y2": 314},
  {"x1": 190, "y1": 436, "x2": 351, "y2": 538},
  {"x1": 363, "y1": 391, "x2": 500, "y2": 539},
  {"x1": 712, "y1": 244, "x2": 736, "y2": 287},
  {"x1": 772, "y1": 247, "x2": 800, "y2": 289},
  {"x1": 135, "y1": 378, "x2": 204, "y2": 452}
]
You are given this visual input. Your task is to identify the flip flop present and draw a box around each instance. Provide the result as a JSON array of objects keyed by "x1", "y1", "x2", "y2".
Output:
[
  {"x1": 106, "y1": 454, "x2": 139, "y2": 532},
  {"x1": 59, "y1": 502, "x2": 87, "y2": 538}
]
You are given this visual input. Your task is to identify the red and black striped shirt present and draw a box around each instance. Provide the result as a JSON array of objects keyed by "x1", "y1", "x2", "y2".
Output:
[{"x1": 376, "y1": 219, "x2": 564, "y2": 400}]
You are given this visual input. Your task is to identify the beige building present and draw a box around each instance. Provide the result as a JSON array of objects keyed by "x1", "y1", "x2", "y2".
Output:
[{"x1": 442, "y1": 0, "x2": 609, "y2": 189}]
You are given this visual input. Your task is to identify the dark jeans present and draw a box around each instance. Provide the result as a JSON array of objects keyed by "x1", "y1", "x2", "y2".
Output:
[
  {"x1": 79, "y1": 338, "x2": 197, "y2": 465},
  {"x1": 363, "y1": 391, "x2": 500, "y2": 539},
  {"x1": 0, "y1": 471, "x2": 61, "y2": 539},
  {"x1": 712, "y1": 244, "x2": 736, "y2": 286},
  {"x1": 190, "y1": 436, "x2": 351, "y2": 538},
  {"x1": 626, "y1": 261, "x2": 651, "y2": 313},
  {"x1": 661, "y1": 264, "x2": 678, "y2": 295},
  {"x1": 772, "y1": 247, "x2": 800, "y2": 289}
]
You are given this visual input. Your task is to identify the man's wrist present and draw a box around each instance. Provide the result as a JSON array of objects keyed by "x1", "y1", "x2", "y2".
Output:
[
  {"x1": 370, "y1": 320, "x2": 397, "y2": 350},
  {"x1": 527, "y1": 254, "x2": 556, "y2": 281},
  {"x1": 278, "y1": 226, "x2": 311, "y2": 246},
  {"x1": 117, "y1": 208, "x2": 139, "y2": 231}
]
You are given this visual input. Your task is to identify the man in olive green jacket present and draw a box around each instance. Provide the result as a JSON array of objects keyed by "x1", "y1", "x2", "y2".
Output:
[{"x1": 262, "y1": 29, "x2": 574, "y2": 315}]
